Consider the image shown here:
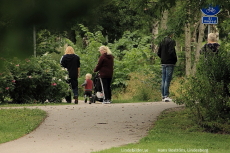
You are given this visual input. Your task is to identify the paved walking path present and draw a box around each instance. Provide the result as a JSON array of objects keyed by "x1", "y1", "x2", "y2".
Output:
[{"x1": 0, "y1": 101, "x2": 179, "y2": 153}]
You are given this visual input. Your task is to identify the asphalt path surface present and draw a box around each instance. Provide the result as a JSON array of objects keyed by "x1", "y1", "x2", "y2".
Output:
[{"x1": 0, "y1": 101, "x2": 179, "y2": 153}]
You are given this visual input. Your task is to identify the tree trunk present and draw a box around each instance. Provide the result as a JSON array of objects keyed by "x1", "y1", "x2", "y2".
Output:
[
  {"x1": 191, "y1": 13, "x2": 205, "y2": 75},
  {"x1": 185, "y1": 22, "x2": 192, "y2": 76},
  {"x1": 150, "y1": 21, "x2": 159, "y2": 64},
  {"x1": 153, "y1": 10, "x2": 168, "y2": 64},
  {"x1": 161, "y1": 10, "x2": 168, "y2": 30},
  {"x1": 151, "y1": 21, "x2": 159, "y2": 52}
]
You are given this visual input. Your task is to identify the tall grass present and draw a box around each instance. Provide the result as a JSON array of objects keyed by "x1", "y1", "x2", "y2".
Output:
[{"x1": 113, "y1": 72, "x2": 161, "y2": 102}]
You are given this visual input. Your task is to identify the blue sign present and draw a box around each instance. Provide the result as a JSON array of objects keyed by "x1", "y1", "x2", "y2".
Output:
[
  {"x1": 202, "y1": 16, "x2": 218, "y2": 24},
  {"x1": 201, "y1": 5, "x2": 220, "y2": 16}
]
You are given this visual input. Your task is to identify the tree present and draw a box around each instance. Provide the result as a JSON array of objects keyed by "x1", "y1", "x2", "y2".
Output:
[
  {"x1": 76, "y1": 0, "x2": 157, "y2": 43},
  {"x1": 35, "y1": 29, "x2": 64, "y2": 56},
  {"x1": 0, "y1": 0, "x2": 108, "y2": 69}
]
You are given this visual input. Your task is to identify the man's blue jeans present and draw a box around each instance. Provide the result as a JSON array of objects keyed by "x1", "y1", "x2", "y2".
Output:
[{"x1": 161, "y1": 65, "x2": 174, "y2": 98}]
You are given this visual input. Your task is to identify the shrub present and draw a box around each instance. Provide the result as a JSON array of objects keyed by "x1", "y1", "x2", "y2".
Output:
[
  {"x1": 0, "y1": 69, "x2": 15, "y2": 103},
  {"x1": 3, "y1": 55, "x2": 69, "y2": 103},
  {"x1": 110, "y1": 31, "x2": 154, "y2": 89},
  {"x1": 176, "y1": 48, "x2": 230, "y2": 133}
]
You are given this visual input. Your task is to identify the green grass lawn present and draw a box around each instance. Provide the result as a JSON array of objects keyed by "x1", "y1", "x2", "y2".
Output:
[
  {"x1": 93, "y1": 107, "x2": 230, "y2": 153},
  {"x1": 0, "y1": 108, "x2": 47, "y2": 144}
]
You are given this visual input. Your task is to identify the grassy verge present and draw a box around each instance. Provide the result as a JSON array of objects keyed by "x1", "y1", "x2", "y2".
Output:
[
  {"x1": 93, "y1": 107, "x2": 230, "y2": 153},
  {"x1": 0, "y1": 108, "x2": 47, "y2": 144},
  {"x1": 0, "y1": 102, "x2": 73, "y2": 107},
  {"x1": 0, "y1": 97, "x2": 88, "y2": 107}
]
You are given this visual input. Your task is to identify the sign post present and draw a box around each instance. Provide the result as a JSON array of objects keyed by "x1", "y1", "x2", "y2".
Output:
[{"x1": 201, "y1": 5, "x2": 220, "y2": 34}]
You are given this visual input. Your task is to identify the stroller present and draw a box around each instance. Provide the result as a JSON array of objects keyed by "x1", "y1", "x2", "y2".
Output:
[{"x1": 92, "y1": 73, "x2": 105, "y2": 103}]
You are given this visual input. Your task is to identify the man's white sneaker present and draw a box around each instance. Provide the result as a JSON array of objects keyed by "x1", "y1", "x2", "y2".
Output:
[{"x1": 164, "y1": 97, "x2": 172, "y2": 102}]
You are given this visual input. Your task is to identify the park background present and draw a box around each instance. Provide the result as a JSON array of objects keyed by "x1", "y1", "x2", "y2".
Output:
[{"x1": 0, "y1": 0, "x2": 230, "y2": 151}]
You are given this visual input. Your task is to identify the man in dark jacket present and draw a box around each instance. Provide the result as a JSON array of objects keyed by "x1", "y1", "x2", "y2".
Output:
[
  {"x1": 60, "y1": 46, "x2": 80, "y2": 104},
  {"x1": 157, "y1": 32, "x2": 177, "y2": 102}
]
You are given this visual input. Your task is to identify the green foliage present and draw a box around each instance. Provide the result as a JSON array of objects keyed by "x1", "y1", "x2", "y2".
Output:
[
  {"x1": 73, "y1": 26, "x2": 164, "y2": 101},
  {"x1": 1, "y1": 55, "x2": 70, "y2": 104},
  {"x1": 219, "y1": 18, "x2": 230, "y2": 42},
  {"x1": 36, "y1": 29, "x2": 66, "y2": 56},
  {"x1": 76, "y1": 26, "x2": 157, "y2": 90},
  {"x1": 176, "y1": 47, "x2": 230, "y2": 133},
  {"x1": 0, "y1": 59, "x2": 15, "y2": 102},
  {"x1": 75, "y1": 24, "x2": 105, "y2": 88},
  {"x1": 81, "y1": 0, "x2": 155, "y2": 43},
  {"x1": 175, "y1": 51, "x2": 186, "y2": 77},
  {"x1": 109, "y1": 31, "x2": 156, "y2": 88},
  {"x1": 79, "y1": 24, "x2": 106, "y2": 45}
]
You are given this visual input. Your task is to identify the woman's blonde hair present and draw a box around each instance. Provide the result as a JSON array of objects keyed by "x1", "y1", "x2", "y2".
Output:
[
  {"x1": 86, "y1": 73, "x2": 92, "y2": 79},
  {"x1": 65, "y1": 46, "x2": 75, "y2": 54},
  {"x1": 208, "y1": 33, "x2": 217, "y2": 42},
  {"x1": 99, "y1": 46, "x2": 112, "y2": 55}
]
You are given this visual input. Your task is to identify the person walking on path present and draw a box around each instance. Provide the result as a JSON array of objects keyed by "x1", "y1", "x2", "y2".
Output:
[
  {"x1": 200, "y1": 33, "x2": 220, "y2": 58},
  {"x1": 81, "y1": 73, "x2": 93, "y2": 104},
  {"x1": 157, "y1": 32, "x2": 177, "y2": 102},
  {"x1": 60, "y1": 46, "x2": 80, "y2": 104},
  {"x1": 94, "y1": 46, "x2": 114, "y2": 104}
]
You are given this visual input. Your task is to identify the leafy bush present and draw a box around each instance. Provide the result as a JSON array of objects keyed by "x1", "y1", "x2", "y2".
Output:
[
  {"x1": 176, "y1": 47, "x2": 230, "y2": 133},
  {"x1": 2, "y1": 55, "x2": 69, "y2": 103},
  {"x1": 0, "y1": 61, "x2": 15, "y2": 102},
  {"x1": 110, "y1": 31, "x2": 155, "y2": 88},
  {"x1": 36, "y1": 29, "x2": 66, "y2": 56}
]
